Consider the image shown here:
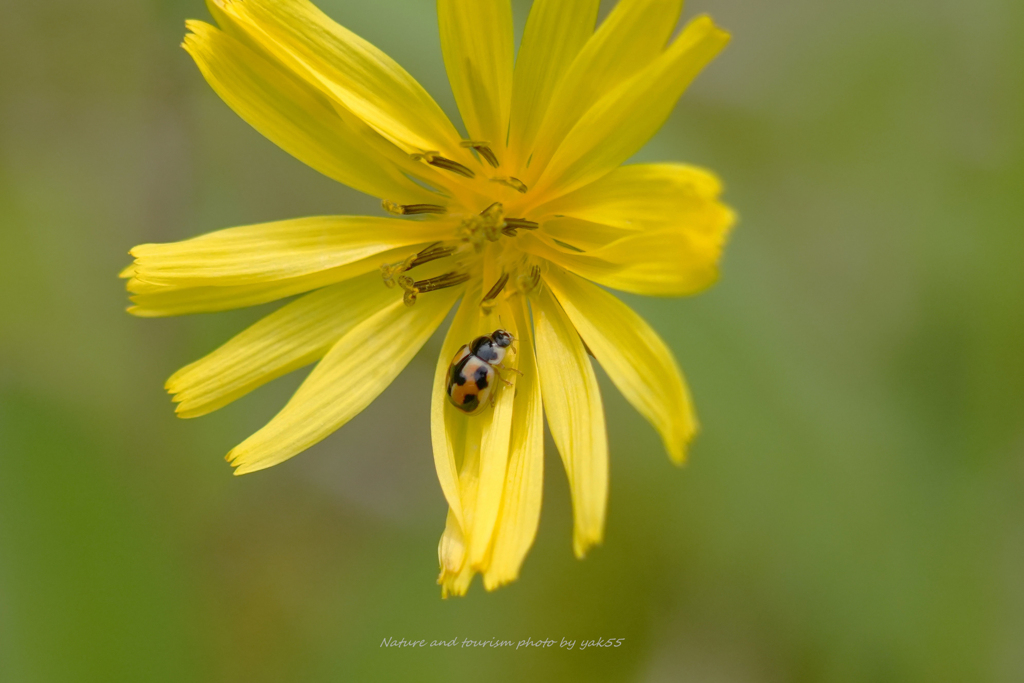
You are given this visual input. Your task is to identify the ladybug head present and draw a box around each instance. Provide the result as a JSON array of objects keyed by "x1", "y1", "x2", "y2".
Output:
[{"x1": 491, "y1": 329, "x2": 514, "y2": 348}]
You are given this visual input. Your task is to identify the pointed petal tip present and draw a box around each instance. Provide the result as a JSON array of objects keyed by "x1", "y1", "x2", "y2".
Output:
[
  {"x1": 225, "y1": 448, "x2": 249, "y2": 472},
  {"x1": 182, "y1": 20, "x2": 210, "y2": 44},
  {"x1": 228, "y1": 453, "x2": 260, "y2": 476},
  {"x1": 172, "y1": 400, "x2": 209, "y2": 420},
  {"x1": 688, "y1": 13, "x2": 731, "y2": 40},
  {"x1": 125, "y1": 304, "x2": 154, "y2": 318},
  {"x1": 126, "y1": 306, "x2": 166, "y2": 318},
  {"x1": 572, "y1": 535, "x2": 602, "y2": 561},
  {"x1": 439, "y1": 573, "x2": 469, "y2": 599},
  {"x1": 670, "y1": 421, "x2": 701, "y2": 464}
]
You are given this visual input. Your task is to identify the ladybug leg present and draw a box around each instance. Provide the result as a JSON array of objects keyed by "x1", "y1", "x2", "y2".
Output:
[
  {"x1": 489, "y1": 365, "x2": 516, "y2": 387},
  {"x1": 497, "y1": 363, "x2": 524, "y2": 377}
]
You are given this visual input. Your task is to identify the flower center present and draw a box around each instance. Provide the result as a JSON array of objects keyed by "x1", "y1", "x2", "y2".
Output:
[
  {"x1": 379, "y1": 198, "x2": 541, "y2": 308},
  {"x1": 379, "y1": 136, "x2": 545, "y2": 308},
  {"x1": 457, "y1": 202, "x2": 539, "y2": 250}
]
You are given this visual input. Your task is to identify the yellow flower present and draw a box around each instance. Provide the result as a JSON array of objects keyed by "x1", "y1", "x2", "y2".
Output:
[{"x1": 123, "y1": 0, "x2": 733, "y2": 596}]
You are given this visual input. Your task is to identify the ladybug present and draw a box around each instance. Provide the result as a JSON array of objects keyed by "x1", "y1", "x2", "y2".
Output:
[{"x1": 446, "y1": 329, "x2": 519, "y2": 414}]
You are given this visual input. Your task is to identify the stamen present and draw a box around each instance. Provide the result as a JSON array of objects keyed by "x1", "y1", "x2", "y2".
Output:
[
  {"x1": 411, "y1": 152, "x2": 476, "y2": 179},
  {"x1": 501, "y1": 217, "x2": 540, "y2": 236},
  {"x1": 414, "y1": 271, "x2": 472, "y2": 293},
  {"x1": 490, "y1": 177, "x2": 528, "y2": 193},
  {"x1": 382, "y1": 200, "x2": 447, "y2": 216},
  {"x1": 397, "y1": 271, "x2": 471, "y2": 307},
  {"x1": 380, "y1": 242, "x2": 459, "y2": 289},
  {"x1": 480, "y1": 272, "x2": 510, "y2": 312},
  {"x1": 515, "y1": 264, "x2": 542, "y2": 294},
  {"x1": 460, "y1": 140, "x2": 500, "y2": 168},
  {"x1": 407, "y1": 241, "x2": 457, "y2": 268},
  {"x1": 481, "y1": 274, "x2": 509, "y2": 303}
]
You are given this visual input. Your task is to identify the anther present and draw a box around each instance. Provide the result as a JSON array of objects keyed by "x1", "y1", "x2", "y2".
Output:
[
  {"x1": 407, "y1": 241, "x2": 457, "y2": 269},
  {"x1": 461, "y1": 141, "x2": 500, "y2": 168},
  {"x1": 381, "y1": 241, "x2": 459, "y2": 289},
  {"x1": 382, "y1": 200, "x2": 448, "y2": 216},
  {"x1": 490, "y1": 177, "x2": 528, "y2": 193},
  {"x1": 413, "y1": 271, "x2": 472, "y2": 293},
  {"x1": 397, "y1": 271, "x2": 471, "y2": 304},
  {"x1": 411, "y1": 152, "x2": 476, "y2": 179},
  {"x1": 516, "y1": 265, "x2": 542, "y2": 294},
  {"x1": 501, "y1": 218, "x2": 540, "y2": 237},
  {"x1": 480, "y1": 272, "x2": 510, "y2": 312}
]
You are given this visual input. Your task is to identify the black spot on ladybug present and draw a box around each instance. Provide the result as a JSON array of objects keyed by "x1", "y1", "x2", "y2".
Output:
[
  {"x1": 449, "y1": 357, "x2": 470, "y2": 385},
  {"x1": 462, "y1": 394, "x2": 479, "y2": 410}
]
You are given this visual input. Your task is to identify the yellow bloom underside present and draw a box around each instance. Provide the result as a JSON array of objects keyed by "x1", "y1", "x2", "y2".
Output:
[{"x1": 124, "y1": 0, "x2": 734, "y2": 597}]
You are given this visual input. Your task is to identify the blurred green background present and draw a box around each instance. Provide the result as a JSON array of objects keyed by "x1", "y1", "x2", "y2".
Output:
[{"x1": 1, "y1": 0, "x2": 1022, "y2": 680}]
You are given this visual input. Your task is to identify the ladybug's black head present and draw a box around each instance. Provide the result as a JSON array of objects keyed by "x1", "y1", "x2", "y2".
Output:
[{"x1": 491, "y1": 329, "x2": 514, "y2": 348}]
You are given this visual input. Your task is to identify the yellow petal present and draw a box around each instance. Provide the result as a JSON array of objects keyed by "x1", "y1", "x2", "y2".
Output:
[
  {"x1": 521, "y1": 200, "x2": 734, "y2": 296},
  {"x1": 435, "y1": 293, "x2": 521, "y2": 595},
  {"x1": 438, "y1": 427, "x2": 479, "y2": 598},
  {"x1": 531, "y1": 16, "x2": 729, "y2": 201},
  {"x1": 183, "y1": 21, "x2": 435, "y2": 203},
  {"x1": 526, "y1": 0, "x2": 683, "y2": 182},
  {"x1": 437, "y1": 507, "x2": 469, "y2": 596},
  {"x1": 532, "y1": 163, "x2": 724, "y2": 231},
  {"x1": 212, "y1": 0, "x2": 468, "y2": 162},
  {"x1": 467, "y1": 298, "x2": 518, "y2": 570},
  {"x1": 538, "y1": 217, "x2": 634, "y2": 253},
  {"x1": 430, "y1": 289, "x2": 483, "y2": 530},
  {"x1": 202, "y1": 2, "x2": 454, "y2": 197},
  {"x1": 482, "y1": 294, "x2": 544, "y2": 590},
  {"x1": 506, "y1": 0, "x2": 599, "y2": 170},
  {"x1": 227, "y1": 289, "x2": 460, "y2": 474},
  {"x1": 167, "y1": 271, "x2": 399, "y2": 418},
  {"x1": 127, "y1": 249, "x2": 404, "y2": 317},
  {"x1": 531, "y1": 283, "x2": 607, "y2": 558},
  {"x1": 129, "y1": 216, "x2": 453, "y2": 288},
  {"x1": 436, "y1": 0, "x2": 514, "y2": 151},
  {"x1": 438, "y1": 401, "x2": 483, "y2": 597},
  {"x1": 544, "y1": 267, "x2": 696, "y2": 464}
]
